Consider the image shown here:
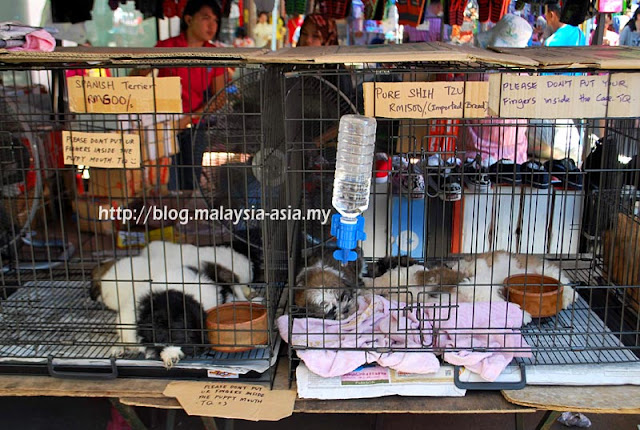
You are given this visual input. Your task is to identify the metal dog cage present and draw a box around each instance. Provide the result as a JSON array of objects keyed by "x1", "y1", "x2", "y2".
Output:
[
  {"x1": 283, "y1": 56, "x2": 640, "y2": 388},
  {"x1": 0, "y1": 50, "x2": 286, "y2": 382}
]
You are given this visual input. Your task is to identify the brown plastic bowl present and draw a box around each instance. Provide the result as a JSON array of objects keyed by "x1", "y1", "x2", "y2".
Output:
[
  {"x1": 206, "y1": 302, "x2": 268, "y2": 353},
  {"x1": 504, "y1": 274, "x2": 563, "y2": 318}
]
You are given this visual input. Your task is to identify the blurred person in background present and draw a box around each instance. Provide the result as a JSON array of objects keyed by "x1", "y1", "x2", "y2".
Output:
[
  {"x1": 253, "y1": 11, "x2": 272, "y2": 47},
  {"x1": 297, "y1": 14, "x2": 339, "y2": 46},
  {"x1": 233, "y1": 26, "x2": 255, "y2": 47},
  {"x1": 619, "y1": 6, "x2": 640, "y2": 46}
]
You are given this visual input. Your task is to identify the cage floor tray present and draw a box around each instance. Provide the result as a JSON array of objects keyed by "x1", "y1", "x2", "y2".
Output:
[{"x1": 0, "y1": 280, "x2": 275, "y2": 374}]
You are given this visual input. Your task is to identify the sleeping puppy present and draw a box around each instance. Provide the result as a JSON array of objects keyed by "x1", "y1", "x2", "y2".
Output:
[
  {"x1": 294, "y1": 247, "x2": 365, "y2": 320},
  {"x1": 365, "y1": 252, "x2": 578, "y2": 325},
  {"x1": 453, "y1": 251, "x2": 576, "y2": 311},
  {"x1": 93, "y1": 241, "x2": 255, "y2": 368},
  {"x1": 364, "y1": 256, "x2": 466, "y2": 304}
]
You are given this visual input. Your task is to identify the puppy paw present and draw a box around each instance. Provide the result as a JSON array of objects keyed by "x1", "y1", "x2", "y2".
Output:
[
  {"x1": 561, "y1": 286, "x2": 577, "y2": 310},
  {"x1": 522, "y1": 310, "x2": 533, "y2": 326},
  {"x1": 110, "y1": 346, "x2": 127, "y2": 358},
  {"x1": 250, "y1": 295, "x2": 265, "y2": 304},
  {"x1": 160, "y1": 346, "x2": 184, "y2": 369}
]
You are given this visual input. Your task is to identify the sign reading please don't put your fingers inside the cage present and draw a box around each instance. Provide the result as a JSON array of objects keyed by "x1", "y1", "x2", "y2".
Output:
[
  {"x1": 67, "y1": 76, "x2": 182, "y2": 114},
  {"x1": 488, "y1": 73, "x2": 640, "y2": 118}
]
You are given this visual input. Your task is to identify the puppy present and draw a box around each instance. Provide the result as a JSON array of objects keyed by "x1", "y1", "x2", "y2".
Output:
[
  {"x1": 136, "y1": 289, "x2": 208, "y2": 365},
  {"x1": 294, "y1": 248, "x2": 365, "y2": 320},
  {"x1": 365, "y1": 252, "x2": 577, "y2": 325},
  {"x1": 364, "y1": 256, "x2": 465, "y2": 305},
  {"x1": 453, "y1": 251, "x2": 576, "y2": 310},
  {"x1": 94, "y1": 241, "x2": 255, "y2": 368}
]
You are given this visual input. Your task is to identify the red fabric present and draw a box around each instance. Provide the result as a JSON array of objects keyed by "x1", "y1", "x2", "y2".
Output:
[
  {"x1": 106, "y1": 406, "x2": 132, "y2": 430},
  {"x1": 287, "y1": 15, "x2": 303, "y2": 44},
  {"x1": 448, "y1": 0, "x2": 465, "y2": 26},
  {"x1": 478, "y1": 0, "x2": 490, "y2": 22},
  {"x1": 397, "y1": 0, "x2": 427, "y2": 26},
  {"x1": 478, "y1": 0, "x2": 507, "y2": 23},
  {"x1": 155, "y1": 33, "x2": 225, "y2": 113},
  {"x1": 318, "y1": 0, "x2": 351, "y2": 20}
]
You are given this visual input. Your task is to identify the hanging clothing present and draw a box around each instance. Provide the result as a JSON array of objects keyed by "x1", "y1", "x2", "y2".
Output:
[
  {"x1": 285, "y1": 0, "x2": 308, "y2": 16},
  {"x1": 477, "y1": 0, "x2": 505, "y2": 23},
  {"x1": 51, "y1": 0, "x2": 95, "y2": 23},
  {"x1": 373, "y1": 0, "x2": 386, "y2": 20},
  {"x1": 447, "y1": 0, "x2": 465, "y2": 26},
  {"x1": 396, "y1": 0, "x2": 427, "y2": 26},
  {"x1": 318, "y1": 0, "x2": 353, "y2": 19},
  {"x1": 362, "y1": 0, "x2": 380, "y2": 20}
]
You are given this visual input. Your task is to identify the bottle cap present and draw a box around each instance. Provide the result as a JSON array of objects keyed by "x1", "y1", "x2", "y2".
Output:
[{"x1": 330, "y1": 214, "x2": 366, "y2": 264}]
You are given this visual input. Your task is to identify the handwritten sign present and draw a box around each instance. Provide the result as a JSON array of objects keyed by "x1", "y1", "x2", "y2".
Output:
[
  {"x1": 606, "y1": 73, "x2": 640, "y2": 117},
  {"x1": 363, "y1": 81, "x2": 489, "y2": 119},
  {"x1": 163, "y1": 382, "x2": 295, "y2": 421},
  {"x1": 62, "y1": 131, "x2": 141, "y2": 168},
  {"x1": 67, "y1": 76, "x2": 182, "y2": 114},
  {"x1": 489, "y1": 73, "x2": 640, "y2": 118}
]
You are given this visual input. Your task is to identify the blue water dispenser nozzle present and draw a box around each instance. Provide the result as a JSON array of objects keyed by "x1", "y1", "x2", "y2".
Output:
[{"x1": 331, "y1": 214, "x2": 366, "y2": 264}]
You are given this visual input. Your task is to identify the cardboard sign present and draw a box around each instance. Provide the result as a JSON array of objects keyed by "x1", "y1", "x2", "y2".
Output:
[
  {"x1": 67, "y1": 76, "x2": 182, "y2": 114},
  {"x1": 606, "y1": 73, "x2": 640, "y2": 118},
  {"x1": 489, "y1": 73, "x2": 640, "y2": 118},
  {"x1": 62, "y1": 131, "x2": 141, "y2": 168},
  {"x1": 163, "y1": 382, "x2": 296, "y2": 421},
  {"x1": 363, "y1": 81, "x2": 489, "y2": 119}
]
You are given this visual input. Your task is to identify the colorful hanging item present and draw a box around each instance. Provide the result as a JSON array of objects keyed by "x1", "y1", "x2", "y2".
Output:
[
  {"x1": 317, "y1": 0, "x2": 353, "y2": 19},
  {"x1": 396, "y1": 0, "x2": 427, "y2": 26}
]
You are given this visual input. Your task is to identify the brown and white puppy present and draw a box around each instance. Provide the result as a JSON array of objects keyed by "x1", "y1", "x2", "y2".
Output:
[
  {"x1": 365, "y1": 252, "x2": 578, "y2": 325},
  {"x1": 294, "y1": 248, "x2": 365, "y2": 320},
  {"x1": 364, "y1": 256, "x2": 465, "y2": 304}
]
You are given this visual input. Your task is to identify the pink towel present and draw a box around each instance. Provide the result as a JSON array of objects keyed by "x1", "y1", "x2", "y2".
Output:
[
  {"x1": 8, "y1": 29, "x2": 56, "y2": 52},
  {"x1": 425, "y1": 302, "x2": 532, "y2": 382},
  {"x1": 277, "y1": 294, "x2": 440, "y2": 378}
]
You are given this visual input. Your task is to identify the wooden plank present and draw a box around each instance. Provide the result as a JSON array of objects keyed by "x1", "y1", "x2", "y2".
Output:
[
  {"x1": 503, "y1": 385, "x2": 640, "y2": 413},
  {"x1": 119, "y1": 396, "x2": 182, "y2": 409},
  {"x1": 490, "y1": 46, "x2": 640, "y2": 70},
  {"x1": 0, "y1": 375, "x2": 169, "y2": 398}
]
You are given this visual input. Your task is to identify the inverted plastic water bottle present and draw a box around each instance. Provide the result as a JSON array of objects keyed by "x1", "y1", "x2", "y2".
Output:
[{"x1": 331, "y1": 114, "x2": 377, "y2": 264}]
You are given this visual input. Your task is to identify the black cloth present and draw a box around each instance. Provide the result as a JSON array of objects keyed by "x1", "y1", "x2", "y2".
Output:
[
  {"x1": 135, "y1": 0, "x2": 164, "y2": 19},
  {"x1": 51, "y1": 0, "x2": 95, "y2": 23}
]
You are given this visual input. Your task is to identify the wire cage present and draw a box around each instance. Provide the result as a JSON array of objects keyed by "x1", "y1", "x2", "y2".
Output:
[
  {"x1": 282, "y1": 59, "x2": 640, "y2": 388},
  {"x1": 0, "y1": 51, "x2": 286, "y2": 381}
]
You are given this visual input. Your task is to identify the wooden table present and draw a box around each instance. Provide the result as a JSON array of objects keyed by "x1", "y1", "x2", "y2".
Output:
[{"x1": 0, "y1": 360, "x2": 637, "y2": 430}]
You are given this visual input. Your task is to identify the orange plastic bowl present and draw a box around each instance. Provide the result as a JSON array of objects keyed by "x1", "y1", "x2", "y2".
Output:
[
  {"x1": 206, "y1": 302, "x2": 268, "y2": 353},
  {"x1": 504, "y1": 274, "x2": 563, "y2": 318}
]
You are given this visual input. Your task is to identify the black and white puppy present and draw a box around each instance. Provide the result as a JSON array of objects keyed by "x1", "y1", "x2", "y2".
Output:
[
  {"x1": 93, "y1": 241, "x2": 256, "y2": 368},
  {"x1": 294, "y1": 247, "x2": 365, "y2": 320}
]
